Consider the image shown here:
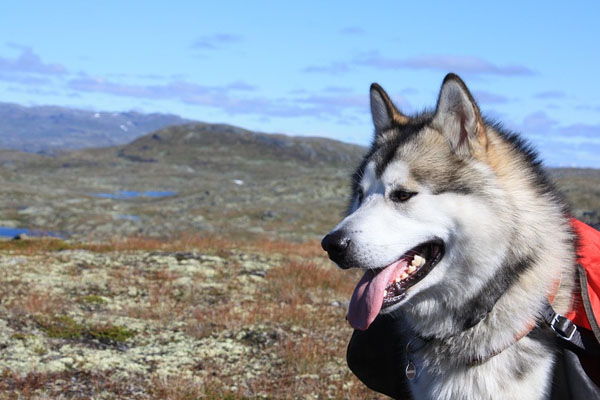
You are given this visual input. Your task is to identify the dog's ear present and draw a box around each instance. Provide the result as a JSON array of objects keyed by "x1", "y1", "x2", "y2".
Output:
[
  {"x1": 432, "y1": 73, "x2": 487, "y2": 158},
  {"x1": 370, "y1": 83, "x2": 408, "y2": 134}
]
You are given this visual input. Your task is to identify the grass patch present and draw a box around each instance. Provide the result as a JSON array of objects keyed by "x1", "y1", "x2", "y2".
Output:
[
  {"x1": 16, "y1": 290, "x2": 66, "y2": 315},
  {"x1": 266, "y1": 260, "x2": 356, "y2": 303},
  {"x1": 150, "y1": 375, "x2": 267, "y2": 400},
  {"x1": 80, "y1": 234, "x2": 235, "y2": 257},
  {"x1": 82, "y1": 233, "x2": 322, "y2": 259},
  {"x1": 0, "y1": 233, "x2": 325, "y2": 262},
  {"x1": 10, "y1": 333, "x2": 31, "y2": 341},
  {"x1": 36, "y1": 315, "x2": 84, "y2": 339},
  {"x1": 87, "y1": 324, "x2": 136, "y2": 342},
  {"x1": 35, "y1": 315, "x2": 135, "y2": 343},
  {"x1": 0, "y1": 238, "x2": 73, "y2": 254},
  {"x1": 79, "y1": 295, "x2": 106, "y2": 304},
  {"x1": 0, "y1": 370, "x2": 147, "y2": 398},
  {"x1": 239, "y1": 237, "x2": 323, "y2": 259}
]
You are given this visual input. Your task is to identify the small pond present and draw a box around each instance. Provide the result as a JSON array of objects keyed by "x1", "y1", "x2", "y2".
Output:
[
  {"x1": 0, "y1": 227, "x2": 60, "y2": 238},
  {"x1": 91, "y1": 190, "x2": 176, "y2": 200},
  {"x1": 117, "y1": 215, "x2": 141, "y2": 222}
]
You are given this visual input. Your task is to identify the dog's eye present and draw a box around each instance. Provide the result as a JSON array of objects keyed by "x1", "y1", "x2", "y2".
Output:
[
  {"x1": 389, "y1": 189, "x2": 416, "y2": 203},
  {"x1": 357, "y1": 191, "x2": 364, "y2": 204}
]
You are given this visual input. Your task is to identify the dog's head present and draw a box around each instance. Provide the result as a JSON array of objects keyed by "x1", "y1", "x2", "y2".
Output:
[{"x1": 322, "y1": 74, "x2": 514, "y2": 335}]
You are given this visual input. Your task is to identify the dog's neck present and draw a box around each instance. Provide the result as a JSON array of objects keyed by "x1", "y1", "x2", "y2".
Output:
[
  {"x1": 403, "y1": 289, "x2": 561, "y2": 399},
  {"x1": 445, "y1": 276, "x2": 561, "y2": 367}
]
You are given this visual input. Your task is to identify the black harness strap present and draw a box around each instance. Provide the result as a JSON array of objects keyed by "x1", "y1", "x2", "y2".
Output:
[{"x1": 541, "y1": 299, "x2": 600, "y2": 356}]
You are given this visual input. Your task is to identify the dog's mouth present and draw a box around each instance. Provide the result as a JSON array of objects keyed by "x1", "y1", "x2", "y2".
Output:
[
  {"x1": 347, "y1": 239, "x2": 445, "y2": 331},
  {"x1": 381, "y1": 239, "x2": 445, "y2": 308}
]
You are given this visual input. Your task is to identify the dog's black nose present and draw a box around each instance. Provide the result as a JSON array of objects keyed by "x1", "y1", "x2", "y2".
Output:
[{"x1": 321, "y1": 231, "x2": 351, "y2": 268}]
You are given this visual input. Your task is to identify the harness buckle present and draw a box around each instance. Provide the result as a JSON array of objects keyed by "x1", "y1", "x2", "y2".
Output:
[{"x1": 550, "y1": 313, "x2": 577, "y2": 341}]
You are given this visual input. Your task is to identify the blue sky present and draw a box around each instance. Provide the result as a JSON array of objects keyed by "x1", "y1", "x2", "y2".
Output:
[{"x1": 1, "y1": 1, "x2": 599, "y2": 167}]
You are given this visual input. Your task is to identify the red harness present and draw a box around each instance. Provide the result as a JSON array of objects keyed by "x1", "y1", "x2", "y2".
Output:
[{"x1": 567, "y1": 218, "x2": 600, "y2": 337}]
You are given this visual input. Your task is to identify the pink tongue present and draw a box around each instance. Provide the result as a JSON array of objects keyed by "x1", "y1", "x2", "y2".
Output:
[{"x1": 347, "y1": 260, "x2": 408, "y2": 330}]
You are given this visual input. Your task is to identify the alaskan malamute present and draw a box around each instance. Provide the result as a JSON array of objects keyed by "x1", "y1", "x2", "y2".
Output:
[{"x1": 322, "y1": 74, "x2": 579, "y2": 399}]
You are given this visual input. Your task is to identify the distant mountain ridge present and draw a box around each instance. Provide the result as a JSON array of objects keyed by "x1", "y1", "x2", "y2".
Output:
[
  {"x1": 0, "y1": 102, "x2": 191, "y2": 153},
  {"x1": 0, "y1": 103, "x2": 366, "y2": 166}
]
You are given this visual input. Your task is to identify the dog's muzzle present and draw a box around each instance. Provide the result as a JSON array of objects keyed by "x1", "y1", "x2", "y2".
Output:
[{"x1": 321, "y1": 230, "x2": 352, "y2": 269}]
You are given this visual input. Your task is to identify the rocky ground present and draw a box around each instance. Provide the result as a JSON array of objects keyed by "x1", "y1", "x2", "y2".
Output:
[{"x1": 0, "y1": 237, "x2": 384, "y2": 399}]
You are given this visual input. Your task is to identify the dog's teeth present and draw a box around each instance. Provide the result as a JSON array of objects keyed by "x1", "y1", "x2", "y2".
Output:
[
  {"x1": 401, "y1": 272, "x2": 409, "y2": 280},
  {"x1": 383, "y1": 289, "x2": 388, "y2": 297},
  {"x1": 408, "y1": 265, "x2": 417, "y2": 274},
  {"x1": 394, "y1": 276, "x2": 401, "y2": 283},
  {"x1": 412, "y1": 255, "x2": 425, "y2": 267}
]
